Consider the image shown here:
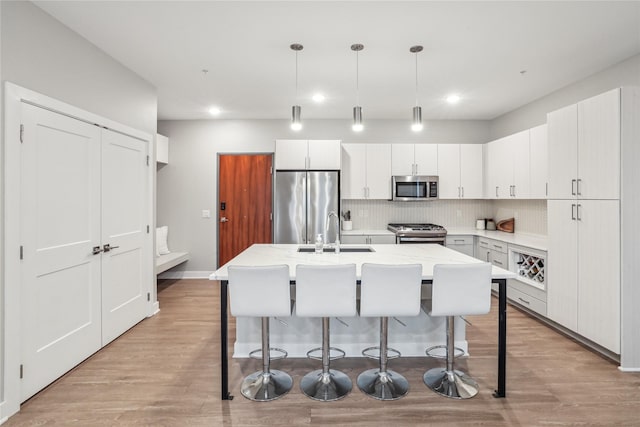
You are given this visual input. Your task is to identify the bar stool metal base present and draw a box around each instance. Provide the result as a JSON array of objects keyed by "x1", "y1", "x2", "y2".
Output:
[
  {"x1": 423, "y1": 367, "x2": 479, "y2": 399},
  {"x1": 300, "y1": 369, "x2": 352, "y2": 402},
  {"x1": 357, "y1": 368, "x2": 409, "y2": 401},
  {"x1": 241, "y1": 370, "x2": 293, "y2": 402}
]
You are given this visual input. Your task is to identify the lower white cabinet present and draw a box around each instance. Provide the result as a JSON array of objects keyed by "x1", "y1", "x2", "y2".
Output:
[
  {"x1": 547, "y1": 199, "x2": 620, "y2": 353},
  {"x1": 445, "y1": 235, "x2": 474, "y2": 257},
  {"x1": 341, "y1": 234, "x2": 396, "y2": 245}
]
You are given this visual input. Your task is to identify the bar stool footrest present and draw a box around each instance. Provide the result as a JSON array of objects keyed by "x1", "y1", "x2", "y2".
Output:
[
  {"x1": 361, "y1": 346, "x2": 401, "y2": 361},
  {"x1": 306, "y1": 346, "x2": 346, "y2": 361},
  {"x1": 248, "y1": 347, "x2": 288, "y2": 361},
  {"x1": 425, "y1": 345, "x2": 465, "y2": 360}
]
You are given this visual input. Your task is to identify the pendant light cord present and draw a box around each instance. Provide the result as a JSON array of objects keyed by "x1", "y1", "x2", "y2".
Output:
[
  {"x1": 295, "y1": 50, "x2": 299, "y2": 102},
  {"x1": 356, "y1": 49, "x2": 360, "y2": 105},
  {"x1": 415, "y1": 51, "x2": 419, "y2": 106}
]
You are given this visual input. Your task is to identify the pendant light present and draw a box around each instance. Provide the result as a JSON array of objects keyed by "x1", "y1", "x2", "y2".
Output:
[
  {"x1": 290, "y1": 43, "x2": 303, "y2": 131},
  {"x1": 410, "y1": 45, "x2": 424, "y2": 132},
  {"x1": 351, "y1": 44, "x2": 364, "y2": 132}
]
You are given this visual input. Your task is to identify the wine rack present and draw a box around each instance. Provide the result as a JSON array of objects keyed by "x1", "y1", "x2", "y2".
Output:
[{"x1": 512, "y1": 250, "x2": 545, "y2": 290}]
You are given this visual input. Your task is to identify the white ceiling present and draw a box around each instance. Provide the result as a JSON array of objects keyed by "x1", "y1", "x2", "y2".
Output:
[{"x1": 34, "y1": 1, "x2": 640, "y2": 121}]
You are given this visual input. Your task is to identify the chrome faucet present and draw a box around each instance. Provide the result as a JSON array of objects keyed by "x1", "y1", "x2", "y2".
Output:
[{"x1": 326, "y1": 211, "x2": 340, "y2": 244}]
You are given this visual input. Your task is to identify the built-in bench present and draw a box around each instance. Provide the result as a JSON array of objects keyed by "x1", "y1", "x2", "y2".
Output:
[{"x1": 156, "y1": 252, "x2": 189, "y2": 275}]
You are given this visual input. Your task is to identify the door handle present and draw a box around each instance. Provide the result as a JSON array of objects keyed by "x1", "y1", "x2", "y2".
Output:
[
  {"x1": 220, "y1": 217, "x2": 229, "y2": 223},
  {"x1": 92, "y1": 246, "x2": 103, "y2": 255},
  {"x1": 103, "y1": 244, "x2": 119, "y2": 252}
]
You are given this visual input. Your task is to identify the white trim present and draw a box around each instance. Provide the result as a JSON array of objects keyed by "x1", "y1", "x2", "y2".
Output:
[
  {"x1": 618, "y1": 366, "x2": 640, "y2": 372},
  {"x1": 158, "y1": 271, "x2": 214, "y2": 280},
  {"x1": 2, "y1": 82, "x2": 154, "y2": 419},
  {"x1": 147, "y1": 301, "x2": 160, "y2": 317}
]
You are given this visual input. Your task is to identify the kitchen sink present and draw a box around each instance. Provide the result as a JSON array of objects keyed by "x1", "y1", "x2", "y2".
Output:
[{"x1": 297, "y1": 246, "x2": 375, "y2": 253}]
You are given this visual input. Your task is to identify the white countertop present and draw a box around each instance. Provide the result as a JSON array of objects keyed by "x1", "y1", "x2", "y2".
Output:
[
  {"x1": 340, "y1": 228, "x2": 547, "y2": 251},
  {"x1": 210, "y1": 243, "x2": 516, "y2": 281}
]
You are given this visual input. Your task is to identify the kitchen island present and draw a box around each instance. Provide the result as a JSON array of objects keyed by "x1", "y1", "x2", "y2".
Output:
[{"x1": 210, "y1": 243, "x2": 515, "y2": 400}]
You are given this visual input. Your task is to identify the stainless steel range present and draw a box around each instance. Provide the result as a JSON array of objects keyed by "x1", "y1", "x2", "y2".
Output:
[{"x1": 387, "y1": 223, "x2": 447, "y2": 245}]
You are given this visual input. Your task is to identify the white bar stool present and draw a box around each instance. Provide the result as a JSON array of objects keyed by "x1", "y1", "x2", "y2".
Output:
[
  {"x1": 228, "y1": 265, "x2": 293, "y2": 401},
  {"x1": 357, "y1": 263, "x2": 423, "y2": 400},
  {"x1": 423, "y1": 262, "x2": 492, "y2": 399},
  {"x1": 296, "y1": 264, "x2": 357, "y2": 402}
]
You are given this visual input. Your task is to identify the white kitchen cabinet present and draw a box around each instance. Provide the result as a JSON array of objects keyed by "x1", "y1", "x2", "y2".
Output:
[
  {"x1": 391, "y1": 144, "x2": 437, "y2": 176},
  {"x1": 275, "y1": 139, "x2": 341, "y2": 170},
  {"x1": 547, "y1": 89, "x2": 620, "y2": 200},
  {"x1": 341, "y1": 234, "x2": 395, "y2": 245},
  {"x1": 529, "y1": 124, "x2": 548, "y2": 199},
  {"x1": 156, "y1": 133, "x2": 169, "y2": 164},
  {"x1": 437, "y1": 144, "x2": 483, "y2": 199},
  {"x1": 446, "y1": 235, "x2": 474, "y2": 257},
  {"x1": 508, "y1": 245, "x2": 547, "y2": 317},
  {"x1": 341, "y1": 143, "x2": 391, "y2": 199},
  {"x1": 547, "y1": 199, "x2": 620, "y2": 353},
  {"x1": 485, "y1": 130, "x2": 530, "y2": 199}
]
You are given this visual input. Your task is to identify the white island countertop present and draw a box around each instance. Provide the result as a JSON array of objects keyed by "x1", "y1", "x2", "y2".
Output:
[{"x1": 211, "y1": 243, "x2": 516, "y2": 281}]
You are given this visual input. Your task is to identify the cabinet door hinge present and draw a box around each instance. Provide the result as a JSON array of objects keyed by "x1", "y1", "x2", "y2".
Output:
[
  {"x1": 20, "y1": 246, "x2": 24, "y2": 260},
  {"x1": 20, "y1": 364, "x2": 24, "y2": 379},
  {"x1": 147, "y1": 225, "x2": 150, "y2": 234},
  {"x1": 146, "y1": 155, "x2": 150, "y2": 166},
  {"x1": 20, "y1": 124, "x2": 24, "y2": 143},
  {"x1": 147, "y1": 292, "x2": 151, "y2": 302}
]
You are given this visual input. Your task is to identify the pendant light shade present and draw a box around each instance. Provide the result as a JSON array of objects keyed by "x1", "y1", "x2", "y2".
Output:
[
  {"x1": 291, "y1": 105, "x2": 302, "y2": 131},
  {"x1": 411, "y1": 106, "x2": 423, "y2": 132},
  {"x1": 351, "y1": 43, "x2": 364, "y2": 132},
  {"x1": 410, "y1": 45, "x2": 424, "y2": 132},
  {"x1": 352, "y1": 106, "x2": 363, "y2": 132},
  {"x1": 290, "y1": 43, "x2": 303, "y2": 131}
]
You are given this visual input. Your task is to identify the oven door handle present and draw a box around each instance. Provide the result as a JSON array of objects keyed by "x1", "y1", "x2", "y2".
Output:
[{"x1": 397, "y1": 236, "x2": 446, "y2": 243}]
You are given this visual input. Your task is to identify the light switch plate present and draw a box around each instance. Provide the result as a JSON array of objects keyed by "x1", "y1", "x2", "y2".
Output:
[{"x1": 202, "y1": 210, "x2": 211, "y2": 218}]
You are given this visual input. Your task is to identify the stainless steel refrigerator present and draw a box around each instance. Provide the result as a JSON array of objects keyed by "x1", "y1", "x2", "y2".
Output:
[{"x1": 274, "y1": 171, "x2": 340, "y2": 244}]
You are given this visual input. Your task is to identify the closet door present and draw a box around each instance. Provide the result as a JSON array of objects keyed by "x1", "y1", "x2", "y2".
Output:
[
  {"x1": 20, "y1": 104, "x2": 102, "y2": 401},
  {"x1": 101, "y1": 129, "x2": 149, "y2": 345}
]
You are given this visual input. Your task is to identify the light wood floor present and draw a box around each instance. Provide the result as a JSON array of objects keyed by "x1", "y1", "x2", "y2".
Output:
[{"x1": 6, "y1": 279, "x2": 640, "y2": 426}]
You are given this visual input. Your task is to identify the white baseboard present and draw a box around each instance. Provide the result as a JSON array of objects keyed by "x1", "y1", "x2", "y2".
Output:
[
  {"x1": 158, "y1": 270, "x2": 214, "y2": 280},
  {"x1": 618, "y1": 366, "x2": 640, "y2": 372},
  {"x1": 147, "y1": 301, "x2": 160, "y2": 317}
]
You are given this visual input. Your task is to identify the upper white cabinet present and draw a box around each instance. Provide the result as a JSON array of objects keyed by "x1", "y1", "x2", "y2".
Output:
[
  {"x1": 437, "y1": 144, "x2": 483, "y2": 199},
  {"x1": 342, "y1": 143, "x2": 391, "y2": 199},
  {"x1": 485, "y1": 130, "x2": 530, "y2": 199},
  {"x1": 391, "y1": 144, "x2": 438, "y2": 176},
  {"x1": 547, "y1": 89, "x2": 620, "y2": 200},
  {"x1": 529, "y1": 124, "x2": 548, "y2": 199},
  {"x1": 275, "y1": 139, "x2": 341, "y2": 170},
  {"x1": 156, "y1": 133, "x2": 169, "y2": 164}
]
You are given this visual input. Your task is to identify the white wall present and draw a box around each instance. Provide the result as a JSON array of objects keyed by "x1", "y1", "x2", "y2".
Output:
[
  {"x1": 490, "y1": 53, "x2": 640, "y2": 139},
  {"x1": 0, "y1": 1, "x2": 157, "y2": 418},
  {"x1": 156, "y1": 119, "x2": 490, "y2": 273}
]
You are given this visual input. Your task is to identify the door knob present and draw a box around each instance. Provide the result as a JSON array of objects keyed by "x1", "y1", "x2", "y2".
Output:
[
  {"x1": 220, "y1": 217, "x2": 229, "y2": 223},
  {"x1": 92, "y1": 246, "x2": 103, "y2": 255},
  {"x1": 103, "y1": 243, "x2": 120, "y2": 252}
]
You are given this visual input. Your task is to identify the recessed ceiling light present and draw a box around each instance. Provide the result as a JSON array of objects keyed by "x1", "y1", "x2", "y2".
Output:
[
  {"x1": 446, "y1": 94, "x2": 461, "y2": 104},
  {"x1": 312, "y1": 93, "x2": 325, "y2": 103},
  {"x1": 208, "y1": 106, "x2": 221, "y2": 116}
]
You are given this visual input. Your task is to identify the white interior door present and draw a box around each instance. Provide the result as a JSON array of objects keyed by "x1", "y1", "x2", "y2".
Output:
[
  {"x1": 20, "y1": 104, "x2": 102, "y2": 401},
  {"x1": 101, "y1": 129, "x2": 149, "y2": 345}
]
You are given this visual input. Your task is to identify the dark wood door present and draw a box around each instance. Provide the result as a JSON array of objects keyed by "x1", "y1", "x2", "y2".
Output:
[{"x1": 218, "y1": 154, "x2": 272, "y2": 266}]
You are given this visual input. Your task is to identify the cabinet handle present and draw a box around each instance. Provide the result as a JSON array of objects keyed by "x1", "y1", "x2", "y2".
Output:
[
  {"x1": 103, "y1": 243, "x2": 119, "y2": 252},
  {"x1": 512, "y1": 185, "x2": 516, "y2": 197},
  {"x1": 517, "y1": 297, "x2": 530, "y2": 305},
  {"x1": 486, "y1": 252, "x2": 490, "y2": 262},
  {"x1": 458, "y1": 187, "x2": 461, "y2": 198},
  {"x1": 496, "y1": 186, "x2": 499, "y2": 197},
  {"x1": 545, "y1": 182, "x2": 548, "y2": 196},
  {"x1": 92, "y1": 246, "x2": 103, "y2": 255},
  {"x1": 571, "y1": 179, "x2": 577, "y2": 196},
  {"x1": 461, "y1": 187, "x2": 464, "y2": 198},
  {"x1": 493, "y1": 244, "x2": 503, "y2": 249},
  {"x1": 493, "y1": 259, "x2": 503, "y2": 266},
  {"x1": 571, "y1": 203, "x2": 576, "y2": 220},
  {"x1": 454, "y1": 239, "x2": 465, "y2": 243},
  {"x1": 577, "y1": 179, "x2": 582, "y2": 196},
  {"x1": 577, "y1": 204, "x2": 582, "y2": 221}
]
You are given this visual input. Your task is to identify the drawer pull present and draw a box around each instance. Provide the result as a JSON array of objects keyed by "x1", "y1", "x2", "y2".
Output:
[
  {"x1": 493, "y1": 244, "x2": 503, "y2": 249},
  {"x1": 454, "y1": 239, "x2": 465, "y2": 243},
  {"x1": 517, "y1": 297, "x2": 530, "y2": 305},
  {"x1": 493, "y1": 260, "x2": 503, "y2": 266}
]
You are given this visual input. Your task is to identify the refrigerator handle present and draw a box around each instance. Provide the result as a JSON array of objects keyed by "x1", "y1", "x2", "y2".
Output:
[{"x1": 304, "y1": 173, "x2": 310, "y2": 244}]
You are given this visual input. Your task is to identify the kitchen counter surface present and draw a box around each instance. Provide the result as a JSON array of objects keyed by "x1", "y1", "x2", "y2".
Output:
[{"x1": 341, "y1": 228, "x2": 547, "y2": 251}]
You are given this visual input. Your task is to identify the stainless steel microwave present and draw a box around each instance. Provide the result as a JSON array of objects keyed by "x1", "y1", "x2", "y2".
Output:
[{"x1": 392, "y1": 175, "x2": 439, "y2": 201}]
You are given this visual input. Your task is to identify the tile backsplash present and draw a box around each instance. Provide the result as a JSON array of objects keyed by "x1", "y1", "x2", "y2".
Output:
[{"x1": 341, "y1": 199, "x2": 547, "y2": 235}]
